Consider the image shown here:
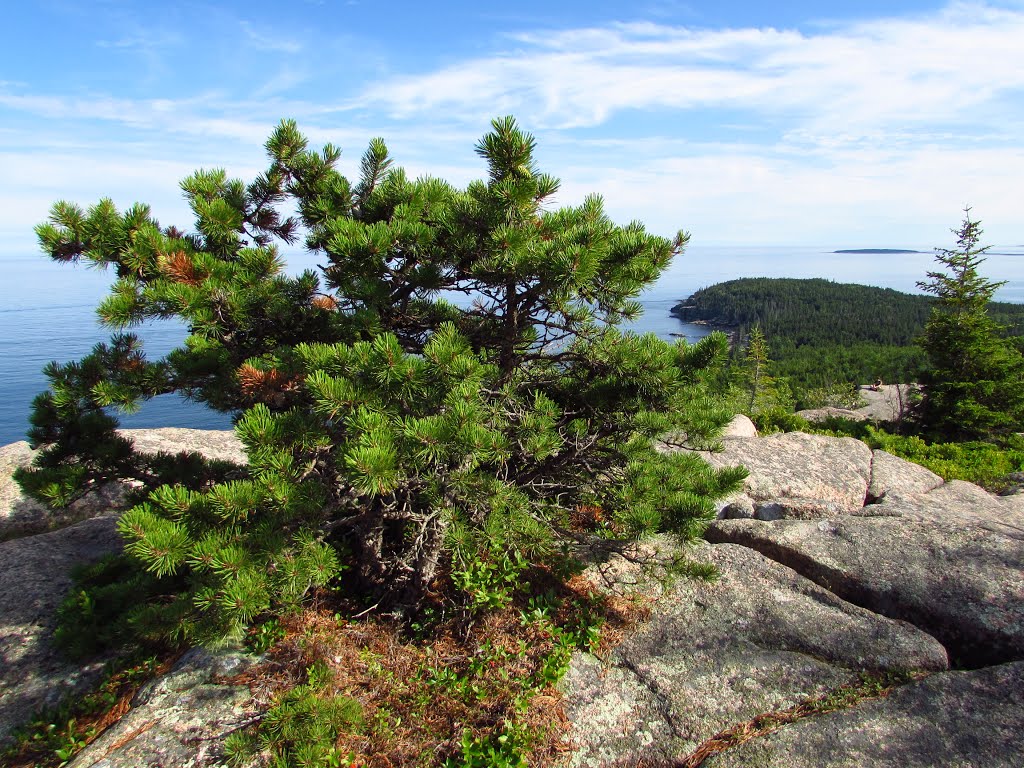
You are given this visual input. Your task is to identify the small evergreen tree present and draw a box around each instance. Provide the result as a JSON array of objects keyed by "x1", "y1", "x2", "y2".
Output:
[
  {"x1": 19, "y1": 118, "x2": 743, "y2": 643},
  {"x1": 916, "y1": 209, "x2": 1024, "y2": 441},
  {"x1": 732, "y1": 325, "x2": 792, "y2": 419},
  {"x1": 743, "y1": 326, "x2": 770, "y2": 412}
]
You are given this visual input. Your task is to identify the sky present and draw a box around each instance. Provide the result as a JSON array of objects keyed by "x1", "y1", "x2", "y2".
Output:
[{"x1": 2, "y1": 0, "x2": 1023, "y2": 253}]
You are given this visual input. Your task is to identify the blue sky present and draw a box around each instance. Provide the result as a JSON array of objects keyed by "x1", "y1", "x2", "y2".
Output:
[{"x1": 2, "y1": 0, "x2": 1023, "y2": 252}]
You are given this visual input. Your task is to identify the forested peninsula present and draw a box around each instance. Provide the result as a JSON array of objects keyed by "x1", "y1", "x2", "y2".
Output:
[{"x1": 671, "y1": 277, "x2": 1024, "y2": 388}]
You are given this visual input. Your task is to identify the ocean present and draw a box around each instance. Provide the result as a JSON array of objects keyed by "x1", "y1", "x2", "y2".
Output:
[{"x1": 3, "y1": 244, "x2": 1023, "y2": 446}]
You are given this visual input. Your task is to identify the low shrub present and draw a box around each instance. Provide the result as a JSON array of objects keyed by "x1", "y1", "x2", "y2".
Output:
[
  {"x1": 861, "y1": 427, "x2": 1024, "y2": 492},
  {"x1": 751, "y1": 408, "x2": 810, "y2": 435}
]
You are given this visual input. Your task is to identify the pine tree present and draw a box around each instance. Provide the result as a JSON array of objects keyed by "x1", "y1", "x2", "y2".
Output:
[
  {"x1": 916, "y1": 209, "x2": 1024, "y2": 441},
  {"x1": 19, "y1": 118, "x2": 744, "y2": 642},
  {"x1": 743, "y1": 326, "x2": 770, "y2": 412},
  {"x1": 732, "y1": 325, "x2": 792, "y2": 417}
]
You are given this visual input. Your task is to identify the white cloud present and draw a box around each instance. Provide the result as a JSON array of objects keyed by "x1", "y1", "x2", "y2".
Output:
[
  {"x1": 557, "y1": 141, "x2": 1024, "y2": 246},
  {"x1": 1, "y1": 2, "x2": 1022, "y2": 247},
  {"x1": 253, "y1": 68, "x2": 311, "y2": 99},
  {"x1": 326, "y1": 2, "x2": 1024, "y2": 243},
  {"x1": 240, "y1": 21, "x2": 304, "y2": 54},
  {"x1": 95, "y1": 28, "x2": 183, "y2": 53},
  {"x1": 356, "y1": 3, "x2": 1024, "y2": 138}
]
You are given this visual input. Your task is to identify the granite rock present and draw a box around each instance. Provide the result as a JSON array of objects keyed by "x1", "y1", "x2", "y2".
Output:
[
  {"x1": 119, "y1": 428, "x2": 245, "y2": 465},
  {"x1": 796, "y1": 407, "x2": 867, "y2": 423},
  {"x1": 562, "y1": 541, "x2": 947, "y2": 767},
  {"x1": 2, "y1": 429, "x2": 244, "y2": 540},
  {"x1": 706, "y1": 662, "x2": 1024, "y2": 768},
  {"x1": 722, "y1": 414, "x2": 758, "y2": 439},
  {"x1": 68, "y1": 648, "x2": 259, "y2": 768},
  {"x1": 699, "y1": 432, "x2": 873, "y2": 517},
  {"x1": 0, "y1": 516, "x2": 123, "y2": 743},
  {"x1": 873, "y1": 479, "x2": 1024, "y2": 540},
  {"x1": 866, "y1": 449, "x2": 944, "y2": 502},
  {"x1": 707, "y1": 514, "x2": 1024, "y2": 667},
  {"x1": 0, "y1": 442, "x2": 129, "y2": 540}
]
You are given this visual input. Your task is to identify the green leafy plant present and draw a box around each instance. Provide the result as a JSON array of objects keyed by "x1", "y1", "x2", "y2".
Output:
[
  {"x1": 446, "y1": 725, "x2": 530, "y2": 768},
  {"x1": 245, "y1": 617, "x2": 287, "y2": 654},
  {"x1": 751, "y1": 407, "x2": 810, "y2": 435},
  {"x1": 451, "y1": 551, "x2": 528, "y2": 613},
  {"x1": 52, "y1": 720, "x2": 91, "y2": 764}
]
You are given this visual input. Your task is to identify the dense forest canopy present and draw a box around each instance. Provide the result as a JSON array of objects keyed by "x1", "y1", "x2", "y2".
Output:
[{"x1": 671, "y1": 277, "x2": 1024, "y2": 388}]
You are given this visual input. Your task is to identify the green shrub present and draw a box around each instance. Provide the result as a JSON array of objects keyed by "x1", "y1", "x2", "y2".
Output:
[
  {"x1": 21, "y1": 117, "x2": 743, "y2": 644},
  {"x1": 798, "y1": 381, "x2": 866, "y2": 410},
  {"x1": 806, "y1": 417, "x2": 874, "y2": 440},
  {"x1": 253, "y1": 663, "x2": 363, "y2": 768},
  {"x1": 752, "y1": 408, "x2": 810, "y2": 435},
  {"x1": 862, "y1": 427, "x2": 1024, "y2": 491}
]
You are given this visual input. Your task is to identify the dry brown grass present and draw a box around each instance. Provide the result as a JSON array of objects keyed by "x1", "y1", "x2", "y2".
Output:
[
  {"x1": 231, "y1": 566, "x2": 651, "y2": 766},
  {"x1": 3, "y1": 560, "x2": 652, "y2": 768}
]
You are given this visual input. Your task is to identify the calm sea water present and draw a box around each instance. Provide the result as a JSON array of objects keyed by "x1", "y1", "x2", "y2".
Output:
[{"x1": 3, "y1": 245, "x2": 1023, "y2": 445}]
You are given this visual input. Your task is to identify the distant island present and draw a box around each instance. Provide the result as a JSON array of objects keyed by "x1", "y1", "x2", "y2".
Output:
[{"x1": 834, "y1": 248, "x2": 922, "y2": 254}]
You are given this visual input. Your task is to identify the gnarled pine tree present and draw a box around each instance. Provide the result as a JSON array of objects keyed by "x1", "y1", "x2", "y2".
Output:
[{"x1": 19, "y1": 118, "x2": 743, "y2": 643}]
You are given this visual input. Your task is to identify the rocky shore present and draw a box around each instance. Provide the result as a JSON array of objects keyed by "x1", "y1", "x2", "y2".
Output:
[{"x1": 1, "y1": 423, "x2": 1022, "y2": 766}]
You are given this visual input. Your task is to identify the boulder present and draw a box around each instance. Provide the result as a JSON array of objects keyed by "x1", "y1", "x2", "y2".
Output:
[
  {"x1": 572, "y1": 429, "x2": 1023, "y2": 765},
  {"x1": 68, "y1": 648, "x2": 258, "y2": 768},
  {"x1": 719, "y1": 494, "x2": 756, "y2": 519},
  {"x1": 0, "y1": 429, "x2": 250, "y2": 749},
  {"x1": 867, "y1": 450, "x2": 943, "y2": 501},
  {"x1": 705, "y1": 662, "x2": 1024, "y2": 768},
  {"x1": 722, "y1": 414, "x2": 758, "y2": 439},
  {"x1": 0, "y1": 441, "x2": 45, "y2": 539},
  {"x1": 719, "y1": 494, "x2": 849, "y2": 522},
  {"x1": 2, "y1": 429, "x2": 244, "y2": 540},
  {"x1": 119, "y1": 428, "x2": 245, "y2": 465},
  {"x1": 748, "y1": 499, "x2": 851, "y2": 521},
  {"x1": 1, "y1": 443, "x2": 131, "y2": 540},
  {"x1": 562, "y1": 542, "x2": 947, "y2": 767},
  {"x1": 0, "y1": 515, "x2": 123, "y2": 743},
  {"x1": 856, "y1": 384, "x2": 913, "y2": 422},
  {"x1": 873, "y1": 479, "x2": 1024, "y2": 540},
  {"x1": 707, "y1": 515, "x2": 1024, "y2": 667},
  {"x1": 795, "y1": 385, "x2": 912, "y2": 424},
  {"x1": 699, "y1": 432, "x2": 873, "y2": 518},
  {"x1": 796, "y1": 407, "x2": 867, "y2": 423},
  {"x1": 1001, "y1": 493, "x2": 1024, "y2": 518},
  {"x1": 998, "y1": 472, "x2": 1024, "y2": 496}
]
